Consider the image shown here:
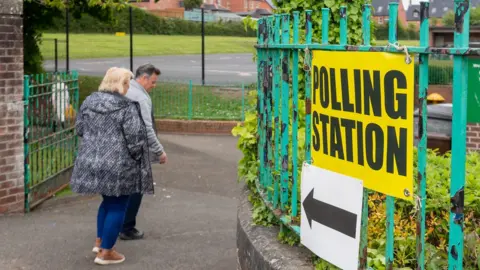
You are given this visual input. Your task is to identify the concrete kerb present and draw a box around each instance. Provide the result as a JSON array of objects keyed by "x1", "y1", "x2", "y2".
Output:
[{"x1": 236, "y1": 184, "x2": 313, "y2": 270}]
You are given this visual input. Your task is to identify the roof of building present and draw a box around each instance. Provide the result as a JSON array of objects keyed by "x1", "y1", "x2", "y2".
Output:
[
  {"x1": 236, "y1": 8, "x2": 272, "y2": 18},
  {"x1": 406, "y1": 4, "x2": 420, "y2": 21},
  {"x1": 406, "y1": 0, "x2": 480, "y2": 21},
  {"x1": 371, "y1": 0, "x2": 400, "y2": 16}
]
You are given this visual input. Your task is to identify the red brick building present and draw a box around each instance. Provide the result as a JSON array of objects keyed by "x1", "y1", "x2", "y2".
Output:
[
  {"x1": 132, "y1": 0, "x2": 274, "y2": 13},
  {"x1": 132, "y1": 0, "x2": 183, "y2": 10},
  {"x1": 371, "y1": 0, "x2": 408, "y2": 26},
  {"x1": 205, "y1": 0, "x2": 273, "y2": 13}
]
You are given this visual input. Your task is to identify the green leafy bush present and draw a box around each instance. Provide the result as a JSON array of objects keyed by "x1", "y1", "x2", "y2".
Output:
[
  {"x1": 232, "y1": 91, "x2": 480, "y2": 269},
  {"x1": 45, "y1": 6, "x2": 256, "y2": 37}
]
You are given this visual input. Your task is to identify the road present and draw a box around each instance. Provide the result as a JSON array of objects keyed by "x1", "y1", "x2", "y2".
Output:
[
  {"x1": 0, "y1": 134, "x2": 242, "y2": 270},
  {"x1": 43, "y1": 53, "x2": 257, "y2": 85}
]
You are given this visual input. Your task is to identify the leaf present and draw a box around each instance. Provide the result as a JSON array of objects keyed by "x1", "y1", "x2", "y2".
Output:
[{"x1": 324, "y1": 0, "x2": 335, "y2": 8}]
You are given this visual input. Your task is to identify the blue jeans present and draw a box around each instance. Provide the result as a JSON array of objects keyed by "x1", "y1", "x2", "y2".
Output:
[{"x1": 97, "y1": 195, "x2": 130, "y2": 249}]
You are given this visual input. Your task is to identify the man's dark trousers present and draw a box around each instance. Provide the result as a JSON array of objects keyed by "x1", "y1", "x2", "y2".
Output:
[{"x1": 122, "y1": 193, "x2": 143, "y2": 233}]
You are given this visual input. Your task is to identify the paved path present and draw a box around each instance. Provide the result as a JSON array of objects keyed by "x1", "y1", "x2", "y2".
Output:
[
  {"x1": 43, "y1": 54, "x2": 257, "y2": 85},
  {"x1": 0, "y1": 134, "x2": 242, "y2": 270}
]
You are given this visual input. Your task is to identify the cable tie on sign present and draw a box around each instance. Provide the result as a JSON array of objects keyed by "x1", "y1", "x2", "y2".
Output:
[{"x1": 410, "y1": 194, "x2": 424, "y2": 219}]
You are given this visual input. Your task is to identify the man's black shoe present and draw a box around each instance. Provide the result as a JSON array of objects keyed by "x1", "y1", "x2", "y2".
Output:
[{"x1": 119, "y1": 228, "x2": 144, "y2": 240}]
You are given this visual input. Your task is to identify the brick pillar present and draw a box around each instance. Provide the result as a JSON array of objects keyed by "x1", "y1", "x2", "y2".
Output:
[
  {"x1": 0, "y1": 0, "x2": 25, "y2": 214},
  {"x1": 467, "y1": 123, "x2": 480, "y2": 151}
]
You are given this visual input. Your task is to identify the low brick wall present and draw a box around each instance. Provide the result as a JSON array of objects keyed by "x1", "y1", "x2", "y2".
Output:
[{"x1": 155, "y1": 119, "x2": 240, "y2": 135}]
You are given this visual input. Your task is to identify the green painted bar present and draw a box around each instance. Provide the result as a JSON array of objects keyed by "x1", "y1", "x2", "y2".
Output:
[
  {"x1": 291, "y1": 11, "x2": 300, "y2": 217},
  {"x1": 255, "y1": 44, "x2": 480, "y2": 56},
  {"x1": 61, "y1": 72, "x2": 66, "y2": 171},
  {"x1": 256, "y1": 18, "x2": 265, "y2": 188},
  {"x1": 304, "y1": 10, "x2": 312, "y2": 165},
  {"x1": 23, "y1": 75, "x2": 31, "y2": 212},
  {"x1": 280, "y1": 14, "x2": 290, "y2": 210},
  {"x1": 273, "y1": 14, "x2": 281, "y2": 208},
  {"x1": 41, "y1": 74, "x2": 46, "y2": 180},
  {"x1": 188, "y1": 80, "x2": 193, "y2": 120},
  {"x1": 321, "y1": 8, "x2": 329, "y2": 44},
  {"x1": 416, "y1": 2, "x2": 430, "y2": 269},
  {"x1": 266, "y1": 16, "x2": 274, "y2": 201},
  {"x1": 242, "y1": 82, "x2": 245, "y2": 121},
  {"x1": 339, "y1": 6, "x2": 347, "y2": 45},
  {"x1": 385, "y1": 2, "x2": 399, "y2": 268},
  {"x1": 358, "y1": 4, "x2": 371, "y2": 269},
  {"x1": 448, "y1": 0, "x2": 470, "y2": 268}
]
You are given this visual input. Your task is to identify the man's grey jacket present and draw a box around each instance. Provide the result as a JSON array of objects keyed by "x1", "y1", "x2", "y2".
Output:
[{"x1": 125, "y1": 79, "x2": 164, "y2": 163}]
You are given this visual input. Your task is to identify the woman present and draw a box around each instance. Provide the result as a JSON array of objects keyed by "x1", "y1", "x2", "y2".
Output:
[{"x1": 70, "y1": 67, "x2": 154, "y2": 265}]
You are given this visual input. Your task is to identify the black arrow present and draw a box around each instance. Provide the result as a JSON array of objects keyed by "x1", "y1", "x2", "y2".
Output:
[{"x1": 303, "y1": 188, "x2": 358, "y2": 239}]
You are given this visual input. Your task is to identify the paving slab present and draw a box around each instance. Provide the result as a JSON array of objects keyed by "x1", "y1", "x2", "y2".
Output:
[{"x1": 0, "y1": 134, "x2": 242, "y2": 270}]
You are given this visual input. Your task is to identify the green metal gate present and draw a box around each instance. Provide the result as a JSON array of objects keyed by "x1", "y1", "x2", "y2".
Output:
[
  {"x1": 255, "y1": 1, "x2": 474, "y2": 269},
  {"x1": 23, "y1": 71, "x2": 79, "y2": 211}
]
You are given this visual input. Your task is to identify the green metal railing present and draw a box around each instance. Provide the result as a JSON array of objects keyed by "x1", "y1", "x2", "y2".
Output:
[
  {"x1": 150, "y1": 80, "x2": 250, "y2": 121},
  {"x1": 24, "y1": 71, "x2": 79, "y2": 211},
  {"x1": 255, "y1": 1, "x2": 471, "y2": 269},
  {"x1": 415, "y1": 57, "x2": 454, "y2": 85}
]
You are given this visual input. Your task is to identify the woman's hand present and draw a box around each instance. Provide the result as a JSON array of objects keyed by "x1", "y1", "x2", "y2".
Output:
[{"x1": 159, "y1": 152, "x2": 167, "y2": 164}]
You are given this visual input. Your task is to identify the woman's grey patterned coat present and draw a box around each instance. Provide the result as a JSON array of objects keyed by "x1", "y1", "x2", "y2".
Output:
[{"x1": 70, "y1": 91, "x2": 154, "y2": 197}]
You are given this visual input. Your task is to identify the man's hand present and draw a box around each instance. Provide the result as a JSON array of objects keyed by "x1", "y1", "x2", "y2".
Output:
[{"x1": 159, "y1": 152, "x2": 167, "y2": 164}]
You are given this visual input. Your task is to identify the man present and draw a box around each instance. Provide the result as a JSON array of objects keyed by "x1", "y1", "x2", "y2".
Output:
[{"x1": 120, "y1": 63, "x2": 167, "y2": 240}]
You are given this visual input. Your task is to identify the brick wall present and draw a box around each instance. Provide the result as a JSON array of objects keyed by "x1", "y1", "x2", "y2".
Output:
[
  {"x1": 467, "y1": 124, "x2": 480, "y2": 151},
  {"x1": 0, "y1": 0, "x2": 25, "y2": 214}
]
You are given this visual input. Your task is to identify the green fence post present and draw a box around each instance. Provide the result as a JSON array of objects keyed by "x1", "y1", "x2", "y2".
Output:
[
  {"x1": 386, "y1": 2, "x2": 399, "y2": 268},
  {"x1": 280, "y1": 13, "x2": 290, "y2": 210},
  {"x1": 241, "y1": 82, "x2": 245, "y2": 121},
  {"x1": 358, "y1": 4, "x2": 371, "y2": 269},
  {"x1": 273, "y1": 14, "x2": 281, "y2": 208},
  {"x1": 339, "y1": 6, "x2": 347, "y2": 46},
  {"x1": 265, "y1": 16, "x2": 274, "y2": 201},
  {"x1": 23, "y1": 75, "x2": 31, "y2": 212},
  {"x1": 257, "y1": 18, "x2": 266, "y2": 188},
  {"x1": 304, "y1": 10, "x2": 312, "y2": 166},
  {"x1": 321, "y1": 8, "x2": 329, "y2": 44},
  {"x1": 448, "y1": 0, "x2": 470, "y2": 268},
  {"x1": 291, "y1": 11, "x2": 300, "y2": 217},
  {"x1": 416, "y1": 2, "x2": 430, "y2": 269},
  {"x1": 73, "y1": 70, "x2": 80, "y2": 158},
  {"x1": 188, "y1": 80, "x2": 193, "y2": 120}
]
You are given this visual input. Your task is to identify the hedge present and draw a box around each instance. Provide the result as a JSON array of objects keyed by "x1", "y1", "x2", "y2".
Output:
[
  {"x1": 415, "y1": 63, "x2": 453, "y2": 85},
  {"x1": 45, "y1": 6, "x2": 256, "y2": 37},
  {"x1": 375, "y1": 21, "x2": 420, "y2": 41}
]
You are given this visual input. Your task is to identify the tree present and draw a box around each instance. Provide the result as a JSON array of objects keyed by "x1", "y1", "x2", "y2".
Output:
[
  {"x1": 184, "y1": 0, "x2": 202, "y2": 10},
  {"x1": 442, "y1": 7, "x2": 480, "y2": 26},
  {"x1": 23, "y1": 0, "x2": 157, "y2": 74}
]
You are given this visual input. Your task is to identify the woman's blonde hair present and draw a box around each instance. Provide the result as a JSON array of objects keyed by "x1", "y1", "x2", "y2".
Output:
[{"x1": 98, "y1": 67, "x2": 134, "y2": 95}]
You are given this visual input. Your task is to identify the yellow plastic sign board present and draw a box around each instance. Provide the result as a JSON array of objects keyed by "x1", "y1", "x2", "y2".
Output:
[
  {"x1": 310, "y1": 51, "x2": 414, "y2": 201},
  {"x1": 115, "y1": 32, "x2": 126, "y2": 37}
]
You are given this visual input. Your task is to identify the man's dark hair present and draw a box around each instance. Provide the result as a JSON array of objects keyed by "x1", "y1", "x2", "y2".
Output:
[{"x1": 135, "y1": 63, "x2": 161, "y2": 79}]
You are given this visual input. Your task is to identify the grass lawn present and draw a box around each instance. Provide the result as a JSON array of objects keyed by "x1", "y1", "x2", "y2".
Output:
[
  {"x1": 375, "y1": 40, "x2": 419, "y2": 46},
  {"x1": 41, "y1": 33, "x2": 256, "y2": 60},
  {"x1": 79, "y1": 76, "x2": 247, "y2": 120}
]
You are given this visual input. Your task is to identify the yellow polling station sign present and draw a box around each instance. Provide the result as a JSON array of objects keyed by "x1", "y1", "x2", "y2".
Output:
[{"x1": 310, "y1": 51, "x2": 414, "y2": 201}]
